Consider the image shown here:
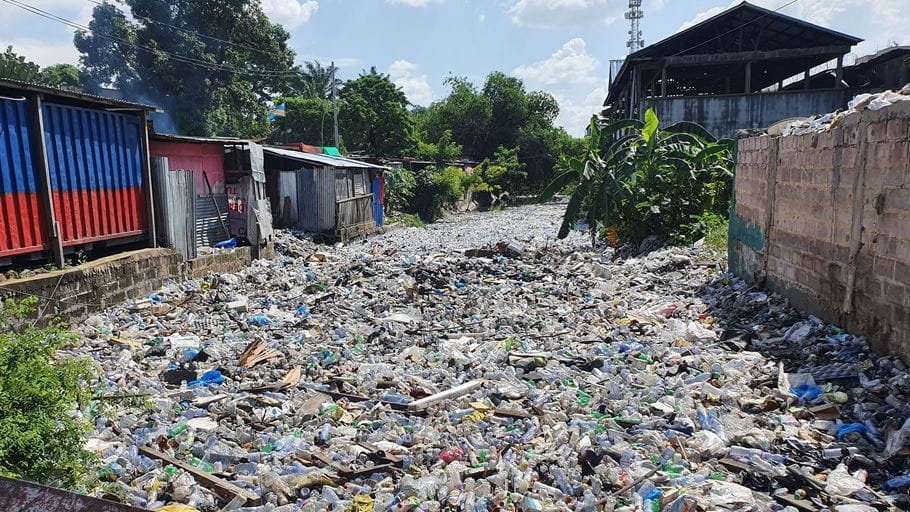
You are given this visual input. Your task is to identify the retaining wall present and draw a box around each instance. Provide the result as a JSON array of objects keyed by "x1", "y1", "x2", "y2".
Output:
[
  {"x1": 0, "y1": 245, "x2": 272, "y2": 324},
  {"x1": 730, "y1": 100, "x2": 910, "y2": 357}
]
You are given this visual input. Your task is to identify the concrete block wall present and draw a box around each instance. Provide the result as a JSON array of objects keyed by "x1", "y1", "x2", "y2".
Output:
[
  {"x1": 0, "y1": 244, "x2": 275, "y2": 325},
  {"x1": 730, "y1": 100, "x2": 910, "y2": 357}
]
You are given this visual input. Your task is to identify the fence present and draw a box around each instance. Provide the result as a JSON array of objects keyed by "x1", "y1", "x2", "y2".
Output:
[{"x1": 336, "y1": 194, "x2": 374, "y2": 230}]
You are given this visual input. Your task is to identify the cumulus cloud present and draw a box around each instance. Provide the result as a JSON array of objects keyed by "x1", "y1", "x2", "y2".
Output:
[
  {"x1": 512, "y1": 38, "x2": 608, "y2": 136},
  {"x1": 389, "y1": 60, "x2": 434, "y2": 107},
  {"x1": 513, "y1": 38, "x2": 599, "y2": 86},
  {"x1": 261, "y1": 0, "x2": 319, "y2": 29}
]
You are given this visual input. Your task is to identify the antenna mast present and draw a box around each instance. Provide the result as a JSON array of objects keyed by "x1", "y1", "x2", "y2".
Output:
[{"x1": 625, "y1": 0, "x2": 644, "y2": 53}]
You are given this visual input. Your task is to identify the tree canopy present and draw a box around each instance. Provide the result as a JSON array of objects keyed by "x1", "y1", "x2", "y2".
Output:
[
  {"x1": 338, "y1": 69, "x2": 413, "y2": 156},
  {"x1": 0, "y1": 46, "x2": 84, "y2": 89},
  {"x1": 74, "y1": 0, "x2": 296, "y2": 137}
]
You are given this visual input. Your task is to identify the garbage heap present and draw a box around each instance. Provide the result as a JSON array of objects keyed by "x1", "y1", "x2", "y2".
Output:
[{"x1": 74, "y1": 204, "x2": 910, "y2": 512}]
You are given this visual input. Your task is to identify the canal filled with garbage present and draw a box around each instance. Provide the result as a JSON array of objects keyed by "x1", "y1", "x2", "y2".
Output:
[{"x1": 76, "y1": 203, "x2": 910, "y2": 511}]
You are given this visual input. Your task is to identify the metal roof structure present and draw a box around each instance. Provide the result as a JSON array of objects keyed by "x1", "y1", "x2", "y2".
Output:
[
  {"x1": 0, "y1": 79, "x2": 160, "y2": 111},
  {"x1": 151, "y1": 133, "x2": 253, "y2": 145},
  {"x1": 604, "y1": 2, "x2": 862, "y2": 108},
  {"x1": 263, "y1": 146, "x2": 385, "y2": 170}
]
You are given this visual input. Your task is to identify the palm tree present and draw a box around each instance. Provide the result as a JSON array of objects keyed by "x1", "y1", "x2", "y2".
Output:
[{"x1": 293, "y1": 60, "x2": 341, "y2": 100}]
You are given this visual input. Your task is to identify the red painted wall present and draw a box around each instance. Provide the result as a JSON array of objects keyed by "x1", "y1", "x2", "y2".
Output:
[{"x1": 150, "y1": 142, "x2": 226, "y2": 195}]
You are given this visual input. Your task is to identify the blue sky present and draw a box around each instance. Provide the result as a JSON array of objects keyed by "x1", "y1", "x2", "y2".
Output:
[{"x1": 3, "y1": 0, "x2": 908, "y2": 136}]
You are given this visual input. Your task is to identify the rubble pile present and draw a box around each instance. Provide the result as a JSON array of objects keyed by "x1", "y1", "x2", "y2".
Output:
[
  {"x1": 74, "y1": 204, "x2": 910, "y2": 511},
  {"x1": 783, "y1": 83, "x2": 910, "y2": 136}
]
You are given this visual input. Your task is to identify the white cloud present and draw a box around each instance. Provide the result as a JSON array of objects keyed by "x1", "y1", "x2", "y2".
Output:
[
  {"x1": 678, "y1": 6, "x2": 726, "y2": 31},
  {"x1": 513, "y1": 38, "x2": 599, "y2": 86},
  {"x1": 6, "y1": 39, "x2": 80, "y2": 68},
  {"x1": 512, "y1": 38, "x2": 608, "y2": 136},
  {"x1": 385, "y1": 0, "x2": 444, "y2": 6},
  {"x1": 553, "y1": 87, "x2": 608, "y2": 137},
  {"x1": 261, "y1": 0, "x2": 318, "y2": 29},
  {"x1": 389, "y1": 60, "x2": 434, "y2": 107},
  {"x1": 478, "y1": 13, "x2": 486, "y2": 23},
  {"x1": 508, "y1": 0, "x2": 621, "y2": 29}
]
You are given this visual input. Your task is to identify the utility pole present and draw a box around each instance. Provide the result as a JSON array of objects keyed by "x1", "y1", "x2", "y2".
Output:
[
  {"x1": 331, "y1": 61, "x2": 339, "y2": 149},
  {"x1": 625, "y1": 0, "x2": 644, "y2": 54}
]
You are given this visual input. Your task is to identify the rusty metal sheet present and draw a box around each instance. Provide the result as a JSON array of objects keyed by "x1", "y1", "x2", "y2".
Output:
[{"x1": 0, "y1": 476, "x2": 151, "y2": 512}]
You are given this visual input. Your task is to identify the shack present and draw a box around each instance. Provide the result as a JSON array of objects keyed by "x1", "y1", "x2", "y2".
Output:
[
  {"x1": 149, "y1": 134, "x2": 273, "y2": 259},
  {"x1": 0, "y1": 79, "x2": 158, "y2": 267},
  {"x1": 602, "y1": 2, "x2": 862, "y2": 138},
  {"x1": 263, "y1": 147, "x2": 385, "y2": 240}
]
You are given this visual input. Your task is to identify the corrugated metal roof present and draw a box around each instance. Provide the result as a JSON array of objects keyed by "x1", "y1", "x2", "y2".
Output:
[
  {"x1": 151, "y1": 133, "x2": 253, "y2": 145},
  {"x1": 0, "y1": 79, "x2": 159, "y2": 111},
  {"x1": 263, "y1": 146, "x2": 384, "y2": 169}
]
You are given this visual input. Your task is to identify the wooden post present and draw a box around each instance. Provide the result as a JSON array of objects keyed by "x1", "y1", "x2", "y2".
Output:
[
  {"x1": 744, "y1": 62, "x2": 752, "y2": 93},
  {"x1": 803, "y1": 70, "x2": 811, "y2": 90},
  {"x1": 140, "y1": 111, "x2": 157, "y2": 248},
  {"x1": 835, "y1": 55, "x2": 844, "y2": 89},
  {"x1": 28, "y1": 93, "x2": 64, "y2": 267},
  {"x1": 661, "y1": 66, "x2": 668, "y2": 97},
  {"x1": 632, "y1": 67, "x2": 642, "y2": 117},
  {"x1": 725, "y1": 75, "x2": 731, "y2": 94}
]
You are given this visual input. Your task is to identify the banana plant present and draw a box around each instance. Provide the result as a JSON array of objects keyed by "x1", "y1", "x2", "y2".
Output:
[{"x1": 541, "y1": 108, "x2": 734, "y2": 245}]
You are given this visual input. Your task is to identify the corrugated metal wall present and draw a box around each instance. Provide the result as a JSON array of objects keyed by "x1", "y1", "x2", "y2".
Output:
[
  {"x1": 0, "y1": 98, "x2": 46, "y2": 257},
  {"x1": 195, "y1": 195, "x2": 230, "y2": 247},
  {"x1": 42, "y1": 102, "x2": 147, "y2": 247},
  {"x1": 151, "y1": 156, "x2": 196, "y2": 260},
  {"x1": 297, "y1": 167, "x2": 336, "y2": 233}
]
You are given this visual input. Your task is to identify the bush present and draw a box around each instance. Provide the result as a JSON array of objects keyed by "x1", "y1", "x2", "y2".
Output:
[
  {"x1": 410, "y1": 165, "x2": 468, "y2": 221},
  {"x1": 0, "y1": 298, "x2": 96, "y2": 488},
  {"x1": 384, "y1": 166, "x2": 416, "y2": 213}
]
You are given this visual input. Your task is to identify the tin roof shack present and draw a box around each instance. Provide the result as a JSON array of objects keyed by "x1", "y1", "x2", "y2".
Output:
[
  {"x1": 263, "y1": 147, "x2": 384, "y2": 241},
  {"x1": 149, "y1": 134, "x2": 252, "y2": 258},
  {"x1": 602, "y1": 2, "x2": 862, "y2": 138},
  {"x1": 0, "y1": 79, "x2": 159, "y2": 268}
]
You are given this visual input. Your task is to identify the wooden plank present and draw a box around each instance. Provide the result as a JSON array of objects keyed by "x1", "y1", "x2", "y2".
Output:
[
  {"x1": 138, "y1": 446, "x2": 260, "y2": 504},
  {"x1": 406, "y1": 380, "x2": 483, "y2": 411},
  {"x1": 28, "y1": 93, "x2": 63, "y2": 267},
  {"x1": 661, "y1": 45, "x2": 851, "y2": 67}
]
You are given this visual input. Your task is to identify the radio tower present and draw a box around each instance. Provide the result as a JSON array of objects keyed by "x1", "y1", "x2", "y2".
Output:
[{"x1": 625, "y1": 0, "x2": 644, "y2": 53}]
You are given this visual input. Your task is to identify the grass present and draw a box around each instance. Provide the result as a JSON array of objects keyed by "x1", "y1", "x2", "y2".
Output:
[
  {"x1": 388, "y1": 213, "x2": 425, "y2": 228},
  {"x1": 704, "y1": 219, "x2": 729, "y2": 252}
]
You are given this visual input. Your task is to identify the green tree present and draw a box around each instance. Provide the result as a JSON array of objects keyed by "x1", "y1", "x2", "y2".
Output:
[
  {"x1": 38, "y1": 64, "x2": 84, "y2": 89},
  {"x1": 289, "y1": 60, "x2": 341, "y2": 100},
  {"x1": 271, "y1": 96, "x2": 334, "y2": 145},
  {"x1": 474, "y1": 145, "x2": 527, "y2": 206},
  {"x1": 416, "y1": 77, "x2": 492, "y2": 159},
  {"x1": 75, "y1": 0, "x2": 296, "y2": 138},
  {"x1": 384, "y1": 166, "x2": 417, "y2": 213},
  {"x1": 339, "y1": 68, "x2": 413, "y2": 156},
  {"x1": 0, "y1": 46, "x2": 41, "y2": 82},
  {"x1": 0, "y1": 299, "x2": 96, "y2": 488},
  {"x1": 417, "y1": 129, "x2": 462, "y2": 166},
  {"x1": 481, "y1": 72, "x2": 529, "y2": 155}
]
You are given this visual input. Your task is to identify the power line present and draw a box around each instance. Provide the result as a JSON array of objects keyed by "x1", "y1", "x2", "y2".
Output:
[
  {"x1": 85, "y1": 0, "x2": 277, "y2": 58},
  {"x1": 669, "y1": 0, "x2": 800, "y2": 57},
  {"x1": 2, "y1": 0, "x2": 300, "y2": 78}
]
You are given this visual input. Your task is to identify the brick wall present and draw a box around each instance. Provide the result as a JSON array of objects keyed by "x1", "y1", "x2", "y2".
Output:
[
  {"x1": 730, "y1": 100, "x2": 910, "y2": 357},
  {"x1": 0, "y1": 243, "x2": 275, "y2": 325}
]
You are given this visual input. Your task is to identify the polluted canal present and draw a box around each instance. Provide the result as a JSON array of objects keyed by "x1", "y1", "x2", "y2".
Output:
[{"x1": 76, "y1": 204, "x2": 910, "y2": 511}]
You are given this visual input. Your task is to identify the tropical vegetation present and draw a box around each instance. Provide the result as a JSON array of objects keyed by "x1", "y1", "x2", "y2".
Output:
[{"x1": 541, "y1": 108, "x2": 734, "y2": 248}]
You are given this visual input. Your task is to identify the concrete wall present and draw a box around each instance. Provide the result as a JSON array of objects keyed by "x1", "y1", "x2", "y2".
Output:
[
  {"x1": 730, "y1": 100, "x2": 910, "y2": 357},
  {"x1": 642, "y1": 89, "x2": 850, "y2": 138},
  {"x1": 0, "y1": 245, "x2": 273, "y2": 325}
]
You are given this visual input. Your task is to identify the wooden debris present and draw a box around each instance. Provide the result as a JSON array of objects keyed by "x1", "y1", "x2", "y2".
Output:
[
  {"x1": 138, "y1": 446, "x2": 260, "y2": 505},
  {"x1": 280, "y1": 366, "x2": 302, "y2": 389},
  {"x1": 238, "y1": 340, "x2": 281, "y2": 368},
  {"x1": 406, "y1": 380, "x2": 483, "y2": 411}
]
